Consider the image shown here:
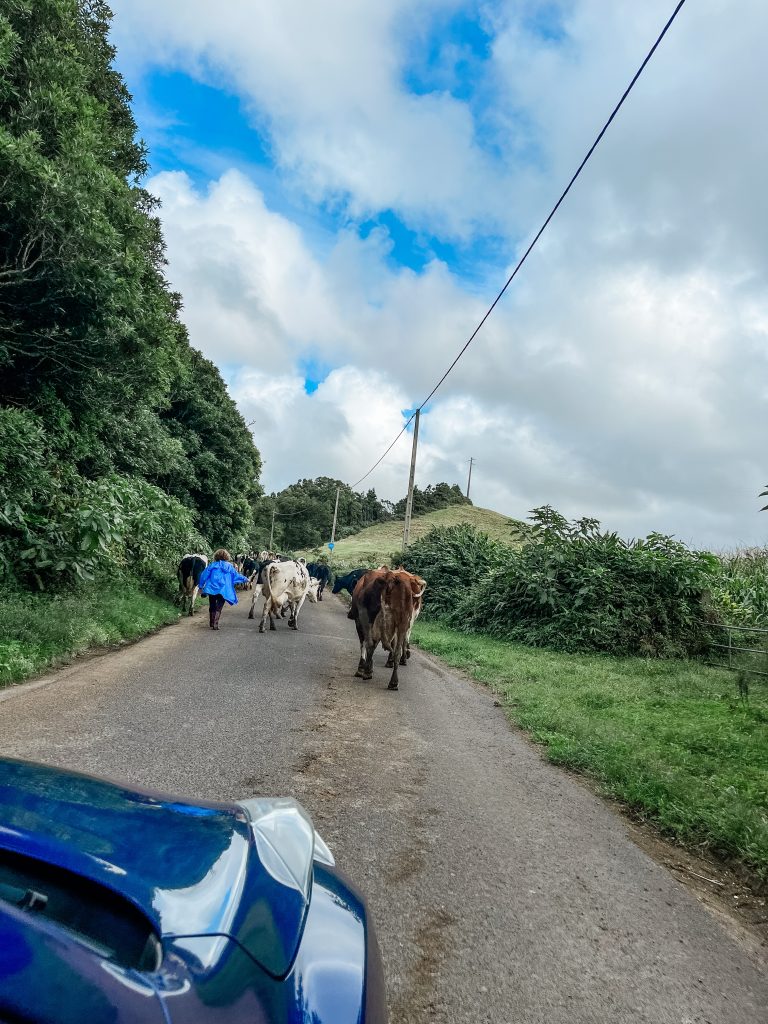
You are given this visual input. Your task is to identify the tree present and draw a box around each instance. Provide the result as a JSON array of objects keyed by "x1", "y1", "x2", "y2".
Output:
[{"x1": 0, "y1": 1, "x2": 262, "y2": 585}]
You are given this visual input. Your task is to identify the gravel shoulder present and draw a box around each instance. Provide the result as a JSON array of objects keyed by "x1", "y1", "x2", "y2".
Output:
[{"x1": 0, "y1": 593, "x2": 765, "y2": 1023}]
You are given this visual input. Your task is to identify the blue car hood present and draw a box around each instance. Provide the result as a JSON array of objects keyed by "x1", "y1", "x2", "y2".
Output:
[{"x1": 0, "y1": 759, "x2": 308, "y2": 978}]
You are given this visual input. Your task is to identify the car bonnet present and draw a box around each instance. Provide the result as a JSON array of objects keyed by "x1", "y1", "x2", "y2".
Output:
[{"x1": 0, "y1": 759, "x2": 309, "y2": 978}]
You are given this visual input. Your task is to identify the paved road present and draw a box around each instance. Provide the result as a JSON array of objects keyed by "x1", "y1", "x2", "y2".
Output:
[{"x1": 1, "y1": 595, "x2": 766, "y2": 1023}]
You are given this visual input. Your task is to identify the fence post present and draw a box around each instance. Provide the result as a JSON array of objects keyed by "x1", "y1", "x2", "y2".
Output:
[{"x1": 728, "y1": 627, "x2": 732, "y2": 669}]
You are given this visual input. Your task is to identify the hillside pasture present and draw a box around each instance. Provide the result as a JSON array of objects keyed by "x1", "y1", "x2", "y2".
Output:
[{"x1": 311, "y1": 505, "x2": 521, "y2": 564}]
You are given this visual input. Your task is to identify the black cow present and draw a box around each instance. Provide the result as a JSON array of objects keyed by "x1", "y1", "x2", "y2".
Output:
[
  {"x1": 177, "y1": 553, "x2": 208, "y2": 616},
  {"x1": 332, "y1": 568, "x2": 367, "y2": 597},
  {"x1": 306, "y1": 562, "x2": 332, "y2": 600}
]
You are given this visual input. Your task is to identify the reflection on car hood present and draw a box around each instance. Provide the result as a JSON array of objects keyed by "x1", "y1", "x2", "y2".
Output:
[{"x1": 0, "y1": 759, "x2": 308, "y2": 978}]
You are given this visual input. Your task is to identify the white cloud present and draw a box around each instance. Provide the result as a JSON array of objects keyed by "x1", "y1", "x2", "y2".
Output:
[
  {"x1": 111, "y1": 0, "x2": 507, "y2": 236},
  {"x1": 108, "y1": 2, "x2": 768, "y2": 548}
]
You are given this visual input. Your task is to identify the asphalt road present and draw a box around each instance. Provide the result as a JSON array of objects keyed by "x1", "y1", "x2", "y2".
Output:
[{"x1": 1, "y1": 594, "x2": 766, "y2": 1023}]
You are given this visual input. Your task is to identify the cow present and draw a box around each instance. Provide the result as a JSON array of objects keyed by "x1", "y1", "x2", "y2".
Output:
[
  {"x1": 306, "y1": 562, "x2": 332, "y2": 600},
  {"x1": 348, "y1": 568, "x2": 426, "y2": 689},
  {"x1": 251, "y1": 559, "x2": 311, "y2": 633},
  {"x1": 332, "y1": 568, "x2": 367, "y2": 597},
  {"x1": 236, "y1": 554, "x2": 259, "y2": 590},
  {"x1": 384, "y1": 568, "x2": 427, "y2": 668},
  {"x1": 177, "y1": 553, "x2": 208, "y2": 616}
]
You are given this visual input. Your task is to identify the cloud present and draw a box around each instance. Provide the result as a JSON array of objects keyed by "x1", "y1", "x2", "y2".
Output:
[
  {"x1": 107, "y1": 2, "x2": 768, "y2": 548},
  {"x1": 111, "y1": 0, "x2": 509, "y2": 236},
  {"x1": 150, "y1": 168, "x2": 768, "y2": 547}
]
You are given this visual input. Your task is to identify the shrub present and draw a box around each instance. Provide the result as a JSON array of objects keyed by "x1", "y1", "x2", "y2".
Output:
[
  {"x1": 450, "y1": 507, "x2": 718, "y2": 658},
  {"x1": 399, "y1": 523, "x2": 509, "y2": 619},
  {"x1": 708, "y1": 549, "x2": 768, "y2": 628}
]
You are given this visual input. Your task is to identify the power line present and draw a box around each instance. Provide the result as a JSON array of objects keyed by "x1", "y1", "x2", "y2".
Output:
[
  {"x1": 350, "y1": 412, "x2": 416, "y2": 488},
  {"x1": 349, "y1": 0, "x2": 688, "y2": 491}
]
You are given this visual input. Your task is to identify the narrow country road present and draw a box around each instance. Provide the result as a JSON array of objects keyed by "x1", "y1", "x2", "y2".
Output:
[{"x1": 1, "y1": 595, "x2": 765, "y2": 1023}]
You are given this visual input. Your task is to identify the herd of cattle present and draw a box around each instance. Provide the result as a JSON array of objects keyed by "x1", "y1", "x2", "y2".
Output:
[{"x1": 176, "y1": 553, "x2": 427, "y2": 690}]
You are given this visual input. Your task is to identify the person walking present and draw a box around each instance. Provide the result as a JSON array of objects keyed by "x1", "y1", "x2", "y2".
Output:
[{"x1": 198, "y1": 548, "x2": 249, "y2": 630}]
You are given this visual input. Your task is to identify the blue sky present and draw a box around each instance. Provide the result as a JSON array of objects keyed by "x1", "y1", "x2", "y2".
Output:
[{"x1": 109, "y1": 0, "x2": 768, "y2": 547}]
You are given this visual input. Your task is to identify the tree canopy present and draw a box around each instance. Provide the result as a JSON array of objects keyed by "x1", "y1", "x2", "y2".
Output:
[
  {"x1": 0, "y1": 0, "x2": 262, "y2": 589},
  {"x1": 252, "y1": 477, "x2": 471, "y2": 552}
]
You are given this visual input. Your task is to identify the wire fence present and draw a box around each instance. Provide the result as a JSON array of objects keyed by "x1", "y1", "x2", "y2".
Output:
[{"x1": 699, "y1": 621, "x2": 768, "y2": 679}]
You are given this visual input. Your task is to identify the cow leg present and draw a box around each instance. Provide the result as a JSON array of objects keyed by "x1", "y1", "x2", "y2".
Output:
[
  {"x1": 353, "y1": 619, "x2": 368, "y2": 677},
  {"x1": 388, "y1": 636, "x2": 403, "y2": 689},
  {"x1": 259, "y1": 596, "x2": 271, "y2": 633},
  {"x1": 190, "y1": 585, "x2": 199, "y2": 616},
  {"x1": 289, "y1": 593, "x2": 307, "y2": 630},
  {"x1": 248, "y1": 591, "x2": 257, "y2": 620},
  {"x1": 361, "y1": 640, "x2": 376, "y2": 681}
]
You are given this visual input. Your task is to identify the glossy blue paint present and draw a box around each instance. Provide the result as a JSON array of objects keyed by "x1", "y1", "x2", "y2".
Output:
[{"x1": 0, "y1": 758, "x2": 387, "y2": 1023}]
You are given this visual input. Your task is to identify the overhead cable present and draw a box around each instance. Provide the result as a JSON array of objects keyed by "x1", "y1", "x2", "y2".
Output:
[{"x1": 349, "y1": 0, "x2": 689, "y2": 490}]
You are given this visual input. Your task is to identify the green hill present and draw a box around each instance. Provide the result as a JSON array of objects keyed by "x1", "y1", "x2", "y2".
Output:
[{"x1": 309, "y1": 505, "x2": 521, "y2": 565}]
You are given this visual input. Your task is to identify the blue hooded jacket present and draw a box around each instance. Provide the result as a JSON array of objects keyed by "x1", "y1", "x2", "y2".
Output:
[{"x1": 198, "y1": 561, "x2": 249, "y2": 605}]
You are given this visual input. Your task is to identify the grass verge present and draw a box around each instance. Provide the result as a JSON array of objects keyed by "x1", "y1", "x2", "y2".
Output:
[
  {"x1": 412, "y1": 620, "x2": 768, "y2": 879},
  {"x1": 0, "y1": 585, "x2": 179, "y2": 688}
]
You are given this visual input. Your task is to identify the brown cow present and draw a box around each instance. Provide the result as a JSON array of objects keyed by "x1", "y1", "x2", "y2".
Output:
[
  {"x1": 349, "y1": 568, "x2": 426, "y2": 689},
  {"x1": 384, "y1": 567, "x2": 427, "y2": 668}
]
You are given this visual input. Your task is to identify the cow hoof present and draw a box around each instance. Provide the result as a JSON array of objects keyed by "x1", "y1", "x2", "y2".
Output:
[
  {"x1": 385, "y1": 656, "x2": 394, "y2": 668},
  {"x1": 362, "y1": 672, "x2": 373, "y2": 681},
  {"x1": 248, "y1": 611, "x2": 254, "y2": 619},
  {"x1": 354, "y1": 670, "x2": 364, "y2": 678},
  {"x1": 258, "y1": 625, "x2": 265, "y2": 633},
  {"x1": 387, "y1": 681, "x2": 399, "y2": 690},
  {"x1": 270, "y1": 624, "x2": 276, "y2": 631}
]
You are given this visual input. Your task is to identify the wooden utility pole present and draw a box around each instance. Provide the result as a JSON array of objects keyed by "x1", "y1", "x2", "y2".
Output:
[
  {"x1": 402, "y1": 409, "x2": 421, "y2": 550},
  {"x1": 329, "y1": 486, "x2": 340, "y2": 560},
  {"x1": 268, "y1": 507, "x2": 276, "y2": 550},
  {"x1": 466, "y1": 457, "x2": 474, "y2": 499}
]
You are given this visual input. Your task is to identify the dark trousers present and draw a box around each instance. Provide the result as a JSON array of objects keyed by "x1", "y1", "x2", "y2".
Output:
[{"x1": 208, "y1": 594, "x2": 226, "y2": 628}]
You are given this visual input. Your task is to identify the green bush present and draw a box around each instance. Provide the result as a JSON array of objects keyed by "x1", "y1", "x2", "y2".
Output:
[
  {"x1": 0, "y1": 409, "x2": 206, "y2": 594},
  {"x1": 708, "y1": 549, "x2": 768, "y2": 628},
  {"x1": 455, "y1": 508, "x2": 718, "y2": 657},
  {"x1": 399, "y1": 523, "x2": 508, "y2": 618}
]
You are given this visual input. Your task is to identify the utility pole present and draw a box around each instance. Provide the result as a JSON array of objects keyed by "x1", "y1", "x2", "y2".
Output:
[
  {"x1": 269, "y1": 507, "x2": 276, "y2": 550},
  {"x1": 466, "y1": 457, "x2": 474, "y2": 499},
  {"x1": 329, "y1": 486, "x2": 340, "y2": 561},
  {"x1": 402, "y1": 409, "x2": 421, "y2": 550}
]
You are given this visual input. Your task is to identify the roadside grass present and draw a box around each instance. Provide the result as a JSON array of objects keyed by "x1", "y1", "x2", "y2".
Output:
[
  {"x1": 412, "y1": 621, "x2": 768, "y2": 879},
  {"x1": 312, "y1": 505, "x2": 521, "y2": 564},
  {"x1": 0, "y1": 585, "x2": 179, "y2": 687}
]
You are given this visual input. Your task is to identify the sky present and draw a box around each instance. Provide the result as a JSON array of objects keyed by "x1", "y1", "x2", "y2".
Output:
[{"x1": 108, "y1": 0, "x2": 768, "y2": 549}]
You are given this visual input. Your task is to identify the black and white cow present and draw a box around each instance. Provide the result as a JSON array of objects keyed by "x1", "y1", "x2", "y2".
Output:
[{"x1": 177, "y1": 553, "x2": 208, "y2": 616}]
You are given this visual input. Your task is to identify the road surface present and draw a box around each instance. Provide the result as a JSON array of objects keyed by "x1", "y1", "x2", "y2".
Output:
[{"x1": 1, "y1": 594, "x2": 765, "y2": 1023}]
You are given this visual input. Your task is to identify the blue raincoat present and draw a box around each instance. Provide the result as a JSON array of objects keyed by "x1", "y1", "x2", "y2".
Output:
[{"x1": 198, "y1": 561, "x2": 249, "y2": 605}]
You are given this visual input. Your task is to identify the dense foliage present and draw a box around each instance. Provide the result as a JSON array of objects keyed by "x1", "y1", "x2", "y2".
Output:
[
  {"x1": 708, "y1": 549, "x2": 768, "y2": 628},
  {"x1": 403, "y1": 508, "x2": 719, "y2": 658},
  {"x1": 392, "y1": 482, "x2": 471, "y2": 518},
  {"x1": 0, "y1": 0, "x2": 261, "y2": 591},
  {"x1": 397, "y1": 523, "x2": 507, "y2": 618},
  {"x1": 255, "y1": 478, "x2": 471, "y2": 551},
  {"x1": 253, "y1": 478, "x2": 392, "y2": 551}
]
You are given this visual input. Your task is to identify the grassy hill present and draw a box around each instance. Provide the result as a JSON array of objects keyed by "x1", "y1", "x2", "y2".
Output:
[{"x1": 307, "y1": 505, "x2": 521, "y2": 565}]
